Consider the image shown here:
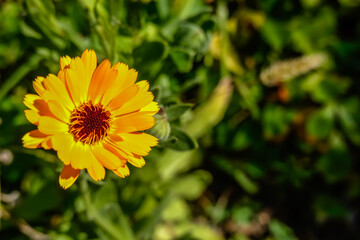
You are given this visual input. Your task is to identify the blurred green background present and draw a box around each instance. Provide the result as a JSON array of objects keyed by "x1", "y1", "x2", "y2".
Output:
[{"x1": 1, "y1": 0, "x2": 360, "y2": 239}]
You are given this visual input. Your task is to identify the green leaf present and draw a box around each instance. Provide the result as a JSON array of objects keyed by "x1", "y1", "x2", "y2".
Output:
[
  {"x1": 170, "y1": 48, "x2": 195, "y2": 73},
  {"x1": 171, "y1": 170, "x2": 212, "y2": 200},
  {"x1": 19, "y1": 21, "x2": 42, "y2": 39},
  {"x1": 156, "y1": 0, "x2": 171, "y2": 20},
  {"x1": 166, "y1": 126, "x2": 197, "y2": 151},
  {"x1": 232, "y1": 206, "x2": 254, "y2": 224},
  {"x1": 14, "y1": 184, "x2": 61, "y2": 220},
  {"x1": 162, "y1": 198, "x2": 190, "y2": 221},
  {"x1": 174, "y1": 0, "x2": 212, "y2": 20},
  {"x1": 269, "y1": 219, "x2": 297, "y2": 240},
  {"x1": 262, "y1": 104, "x2": 295, "y2": 139},
  {"x1": 261, "y1": 20, "x2": 288, "y2": 50},
  {"x1": 174, "y1": 23, "x2": 207, "y2": 53},
  {"x1": 212, "y1": 156, "x2": 258, "y2": 194},
  {"x1": 80, "y1": 0, "x2": 97, "y2": 11},
  {"x1": 314, "y1": 195, "x2": 349, "y2": 221},
  {"x1": 94, "y1": 179, "x2": 118, "y2": 209},
  {"x1": 306, "y1": 106, "x2": 334, "y2": 140},
  {"x1": 316, "y1": 148, "x2": 351, "y2": 182},
  {"x1": 166, "y1": 104, "x2": 193, "y2": 121},
  {"x1": 336, "y1": 98, "x2": 360, "y2": 145},
  {"x1": 133, "y1": 41, "x2": 168, "y2": 77},
  {"x1": 134, "y1": 41, "x2": 168, "y2": 65}
]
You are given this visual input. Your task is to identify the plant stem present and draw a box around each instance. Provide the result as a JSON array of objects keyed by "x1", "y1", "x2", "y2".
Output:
[{"x1": 80, "y1": 176, "x2": 125, "y2": 240}]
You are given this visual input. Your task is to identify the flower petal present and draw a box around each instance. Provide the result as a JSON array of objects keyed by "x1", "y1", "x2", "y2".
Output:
[
  {"x1": 115, "y1": 132, "x2": 158, "y2": 156},
  {"x1": 60, "y1": 55, "x2": 72, "y2": 71},
  {"x1": 22, "y1": 130, "x2": 49, "y2": 149},
  {"x1": 59, "y1": 164, "x2": 81, "y2": 189},
  {"x1": 70, "y1": 142, "x2": 92, "y2": 169},
  {"x1": 38, "y1": 116, "x2": 68, "y2": 135},
  {"x1": 106, "y1": 85, "x2": 139, "y2": 110},
  {"x1": 43, "y1": 74, "x2": 74, "y2": 110},
  {"x1": 23, "y1": 94, "x2": 53, "y2": 117},
  {"x1": 113, "y1": 164, "x2": 130, "y2": 178},
  {"x1": 112, "y1": 81, "x2": 154, "y2": 116},
  {"x1": 101, "y1": 63, "x2": 138, "y2": 106},
  {"x1": 48, "y1": 100, "x2": 70, "y2": 123},
  {"x1": 33, "y1": 76, "x2": 46, "y2": 97},
  {"x1": 103, "y1": 139, "x2": 130, "y2": 160},
  {"x1": 52, "y1": 133, "x2": 75, "y2": 165},
  {"x1": 91, "y1": 143, "x2": 124, "y2": 170},
  {"x1": 87, "y1": 153, "x2": 105, "y2": 181},
  {"x1": 81, "y1": 49, "x2": 97, "y2": 86},
  {"x1": 111, "y1": 112, "x2": 155, "y2": 133},
  {"x1": 128, "y1": 154, "x2": 145, "y2": 168},
  {"x1": 87, "y1": 60, "x2": 117, "y2": 103},
  {"x1": 66, "y1": 57, "x2": 88, "y2": 105},
  {"x1": 25, "y1": 110, "x2": 40, "y2": 125},
  {"x1": 41, "y1": 136, "x2": 52, "y2": 149},
  {"x1": 140, "y1": 102, "x2": 160, "y2": 115}
]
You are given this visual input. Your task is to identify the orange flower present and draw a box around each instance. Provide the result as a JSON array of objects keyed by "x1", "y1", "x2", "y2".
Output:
[{"x1": 23, "y1": 50, "x2": 159, "y2": 189}]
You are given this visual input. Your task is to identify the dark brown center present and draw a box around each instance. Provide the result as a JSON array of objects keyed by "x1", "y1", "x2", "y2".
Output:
[{"x1": 69, "y1": 101, "x2": 111, "y2": 144}]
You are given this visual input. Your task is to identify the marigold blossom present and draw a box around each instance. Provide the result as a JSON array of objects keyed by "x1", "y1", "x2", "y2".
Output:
[{"x1": 23, "y1": 49, "x2": 159, "y2": 189}]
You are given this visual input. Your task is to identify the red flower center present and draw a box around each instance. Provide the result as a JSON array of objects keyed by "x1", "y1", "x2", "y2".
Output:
[{"x1": 69, "y1": 101, "x2": 111, "y2": 144}]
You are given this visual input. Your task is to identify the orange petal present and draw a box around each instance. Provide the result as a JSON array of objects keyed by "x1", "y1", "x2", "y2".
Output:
[
  {"x1": 65, "y1": 57, "x2": 87, "y2": 105},
  {"x1": 59, "y1": 164, "x2": 81, "y2": 189},
  {"x1": 70, "y1": 142, "x2": 92, "y2": 169},
  {"x1": 41, "y1": 136, "x2": 52, "y2": 149},
  {"x1": 22, "y1": 130, "x2": 49, "y2": 149},
  {"x1": 48, "y1": 100, "x2": 70, "y2": 123},
  {"x1": 42, "y1": 90, "x2": 73, "y2": 117},
  {"x1": 91, "y1": 143, "x2": 124, "y2": 170},
  {"x1": 57, "y1": 70, "x2": 66, "y2": 82},
  {"x1": 116, "y1": 132, "x2": 158, "y2": 156},
  {"x1": 101, "y1": 63, "x2": 138, "y2": 106},
  {"x1": 25, "y1": 110, "x2": 40, "y2": 125},
  {"x1": 112, "y1": 81, "x2": 154, "y2": 116},
  {"x1": 128, "y1": 154, "x2": 146, "y2": 168},
  {"x1": 87, "y1": 152, "x2": 105, "y2": 181},
  {"x1": 23, "y1": 95, "x2": 55, "y2": 120},
  {"x1": 23, "y1": 94, "x2": 40, "y2": 110},
  {"x1": 111, "y1": 113, "x2": 155, "y2": 133},
  {"x1": 102, "y1": 139, "x2": 130, "y2": 160},
  {"x1": 60, "y1": 55, "x2": 72, "y2": 71},
  {"x1": 140, "y1": 102, "x2": 160, "y2": 115},
  {"x1": 33, "y1": 76, "x2": 46, "y2": 97},
  {"x1": 23, "y1": 94, "x2": 51, "y2": 114},
  {"x1": 87, "y1": 59, "x2": 116, "y2": 103},
  {"x1": 106, "y1": 85, "x2": 139, "y2": 110},
  {"x1": 38, "y1": 116, "x2": 68, "y2": 135},
  {"x1": 52, "y1": 133, "x2": 75, "y2": 165},
  {"x1": 43, "y1": 74, "x2": 74, "y2": 111},
  {"x1": 113, "y1": 164, "x2": 130, "y2": 178},
  {"x1": 81, "y1": 49, "x2": 97, "y2": 86}
]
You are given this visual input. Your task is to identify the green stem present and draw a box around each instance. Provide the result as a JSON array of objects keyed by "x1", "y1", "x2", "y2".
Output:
[
  {"x1": 0, "y1": 54, "x2": 42, "y2": 102},
  {"x1": 136, "y1": 192, "x2": 175, "y2": 240},
  {"x1": 217, "y1": 0, "x2": 231, "y2": 78},
  {"x1": 80, "y1": 176, "x2": 125, "y2": 240}
]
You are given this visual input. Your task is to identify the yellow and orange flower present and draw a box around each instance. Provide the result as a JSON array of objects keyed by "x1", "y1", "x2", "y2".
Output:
[{"x1": 23, "y1": 49, "x2": 159, "y2": 189}]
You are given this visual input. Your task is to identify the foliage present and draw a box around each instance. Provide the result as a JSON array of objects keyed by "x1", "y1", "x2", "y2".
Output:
[{"x1": 1, "y1": 0, "x2": 360, "y2": 239}]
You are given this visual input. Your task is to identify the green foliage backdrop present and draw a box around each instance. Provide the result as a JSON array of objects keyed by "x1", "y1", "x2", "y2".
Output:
[{"x1": 1, "y1": 0, "x2": 360, "y2": 239}]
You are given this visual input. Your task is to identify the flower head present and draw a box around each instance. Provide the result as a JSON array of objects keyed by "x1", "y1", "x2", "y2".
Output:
[{"x1": 23, "y1": 50, "x2": 159, "y2": 189}]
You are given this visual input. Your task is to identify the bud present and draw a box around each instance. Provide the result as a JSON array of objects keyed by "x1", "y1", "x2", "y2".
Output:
[{"x1": 149, "y1": 107, "x2": 171, "y2": 142}]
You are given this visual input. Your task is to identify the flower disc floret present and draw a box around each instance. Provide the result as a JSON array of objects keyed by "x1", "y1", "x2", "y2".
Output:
[{"x1": 69, "y1": 101, "x2": 111, "y2": 145}]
